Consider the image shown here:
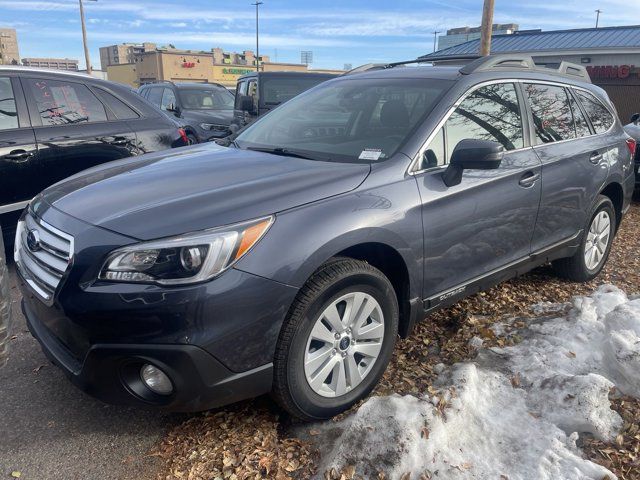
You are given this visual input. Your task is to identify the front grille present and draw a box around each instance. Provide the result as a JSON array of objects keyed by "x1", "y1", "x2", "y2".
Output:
[{"x1": 15, "y1": 212, "x2": 73, "y2": 304}]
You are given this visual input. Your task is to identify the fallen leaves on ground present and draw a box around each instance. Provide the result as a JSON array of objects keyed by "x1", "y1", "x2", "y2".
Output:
[{"x1": 156, "y1": 203, "x2": 640, "y2": 480}]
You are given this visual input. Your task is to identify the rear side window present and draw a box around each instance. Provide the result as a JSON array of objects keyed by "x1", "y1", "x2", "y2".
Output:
[
  {"x1": 146, "y1": 87, "x2": 163, "y2": 106},
  {"x1": 0, "y1": 77, "x2": 18, "y2": 131},
  {"x1": 568, "y1": 93, "x2": 591, "y2": 138},
  {"x1": 575, "y1": 90, "x2": 614, "y2": 134},
  {"x1": 525, "y1": 83, "x2": 575, "y2": 144},
  {"x1": 27, "y1": 78, "x2": 107, "y2": 126},
  {"x1": 93, "y1": 88, "x2": 139, "y2": 120},
  {"x1": 445, "y1": 82, "x2": 524, "y2": 160}
]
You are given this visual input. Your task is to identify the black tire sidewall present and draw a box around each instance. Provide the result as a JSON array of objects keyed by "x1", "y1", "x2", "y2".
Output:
[
  {"x1": 285, "y1": 271, "x2": 398, "y2": 419},
  {"x1": 579, "y1": 197, "x2": 616, "y2": 279}
]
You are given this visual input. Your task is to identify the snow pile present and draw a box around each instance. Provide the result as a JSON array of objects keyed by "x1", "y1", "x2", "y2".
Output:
[{"x1": 311, "y1": 286, "x2": 640, "y2": 479}]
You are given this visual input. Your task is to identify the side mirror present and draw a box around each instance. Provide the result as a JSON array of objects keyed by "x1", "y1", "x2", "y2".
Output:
[
  {"x1": 166, "y1": 103, "x2": 181, "y2": 117},
  {"x1": 630, "y1": 113, "x2": 640, "y2": 125},
  {"x1": 239, "y1": 95, "x2": 256, "y2": 115},
  {"x1": 442, "y1": 139, "x2": 504, "y2": 187}
]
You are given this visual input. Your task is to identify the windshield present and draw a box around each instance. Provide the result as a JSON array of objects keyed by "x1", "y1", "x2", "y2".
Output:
[
  {"x1": 178, "y1": 88, "x2": 235, "y2": 110},
  {"x1": 261, "y1": 77, "x2": 331, "y2": 106},
  {"x1": 236, "y1": 77, "x2": 452, "y2": 162}
]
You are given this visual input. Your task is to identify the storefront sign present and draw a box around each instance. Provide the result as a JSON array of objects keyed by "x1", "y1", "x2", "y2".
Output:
[
  {"x1": 182, "y1": 62, "x2": 196, "y2": 68},
  {"x1": 586, "y1": 65, "x2": 640, "y2": 80},
  {"x1": 222, "y1": 68, "x2": 253, "y2": 75}
]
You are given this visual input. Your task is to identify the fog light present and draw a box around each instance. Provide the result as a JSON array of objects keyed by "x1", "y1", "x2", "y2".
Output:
[{"x1": 140, "y1": 364, "x2": 173, "y2": 395}]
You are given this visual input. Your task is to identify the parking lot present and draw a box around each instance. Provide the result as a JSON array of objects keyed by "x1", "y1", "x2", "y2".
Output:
[{"x1": 2, "y1": 202, "x2": 638, "y2": 480}]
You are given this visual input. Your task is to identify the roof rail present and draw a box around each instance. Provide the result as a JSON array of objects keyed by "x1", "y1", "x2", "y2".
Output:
[
  {"x1": 458, "y1": 54, "x2": 591, "y2": 82},
  {"x1": 342, "y1": 58, "x2": 431, "y2": 76}
]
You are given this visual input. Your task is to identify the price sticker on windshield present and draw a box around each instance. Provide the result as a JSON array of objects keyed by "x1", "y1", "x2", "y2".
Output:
[{"x1": 359, "y1": 148, "x2": 383, "y2": 161}]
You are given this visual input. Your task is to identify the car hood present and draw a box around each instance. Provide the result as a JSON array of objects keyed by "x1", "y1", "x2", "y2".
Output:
[
  {"x1": 183, "y1": 109, "x2": 234, "y2": 126},
  {"x1": 39, "y1": 144, "x2": 370, "y2": 240}
]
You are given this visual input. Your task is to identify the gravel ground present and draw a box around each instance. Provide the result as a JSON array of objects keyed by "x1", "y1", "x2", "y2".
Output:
[{"x1": 156, "y1": 201, "x2": 640, "y2": 480}]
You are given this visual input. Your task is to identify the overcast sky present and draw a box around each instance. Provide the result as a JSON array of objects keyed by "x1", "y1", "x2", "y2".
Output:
[{"x1": 1, "y1": 0, "x2": 638, "y2": 70}]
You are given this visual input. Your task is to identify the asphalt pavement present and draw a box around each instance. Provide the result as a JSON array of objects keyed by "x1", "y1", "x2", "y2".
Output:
[{"x1": 0, "y1": 265, "x2": 179, "y2": 480}]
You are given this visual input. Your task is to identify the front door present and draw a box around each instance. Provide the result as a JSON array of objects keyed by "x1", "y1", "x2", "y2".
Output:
[
  {"x1": 414, "y1": 82, "x2": 542, "y2": 301},
  {"x1": 22, "y1": 76, "x2": 137, "y2": 196},
  {"x1": 0, "y1": 75, "x2": 40, "y2": 213}
]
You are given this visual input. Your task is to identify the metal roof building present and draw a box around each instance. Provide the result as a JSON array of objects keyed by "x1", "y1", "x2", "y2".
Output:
[{"x1": 421, "y1": 25, "x2": 640, "y2": 122}]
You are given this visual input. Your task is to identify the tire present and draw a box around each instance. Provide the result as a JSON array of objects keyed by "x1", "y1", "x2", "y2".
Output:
[
  {"x1": 186, "y1": 133, "x2": 198, "y2": 145},
  {"x1": 272, "y1": 258, "x2": 398, "y2": 421},
  {"x1": 553, "y1": 195, "x2": 616, "y2": 282}
]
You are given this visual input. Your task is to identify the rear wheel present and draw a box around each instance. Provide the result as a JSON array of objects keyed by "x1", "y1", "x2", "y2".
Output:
[
  {"x1": 553, "y1": 195, "x2": 615, "y2": 282},
  {"x1": 272, "y1": 258, "x2": 398, "y2": 421}
]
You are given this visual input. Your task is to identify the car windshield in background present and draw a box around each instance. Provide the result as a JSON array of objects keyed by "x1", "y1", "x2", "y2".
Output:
[
  {"x1": 261, "y1": 77, "x2": 331, "y2": 105},
  {"x1": 178, "y1": 88, "x2": 234, "y2": 110},
  {"x1": 236, "y1": 78, "x2": 453, "y2": 162}
]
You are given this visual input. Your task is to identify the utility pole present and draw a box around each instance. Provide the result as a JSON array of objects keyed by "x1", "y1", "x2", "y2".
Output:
[
  {"x1": 595, "y1": 9, "x2": 602, "y2": 28},
  {"x1": 479, "y1": 0, "x2": 495, "y2": 56},
  {"x1": 78, "y1": 0, "x2": 97, "y2": 75},
  {"x1": 432, "y1": 31, "x2": 441, "y2": 53},
  {"x1": 252, "y1": 1, "x2": 263, "y2": 72}
]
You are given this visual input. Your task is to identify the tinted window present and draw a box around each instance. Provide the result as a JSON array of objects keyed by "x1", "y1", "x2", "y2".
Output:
[
  {"x1": 568, "y1": 92, "x2": 591, "y2": 138},
  {"x1": 27, "y1": 78, "x2": 107, "y2": 126},
  {"x1": 446, "y1": 83, "x2": 524, "y2": 159},
  {"x1": 575, "y1": 90, "x2": 615, "y2": 134},
  {"x1": 146, "y1": 87, "x2": 163, "y2": 106},
  {"x1": 261, "y1": 77, "x2": 328, "y2": 106},
  {"x1": 178, "y1": 88, "x2": 234, "y2": 110},
  {"x1": 525, "y1": 83, "x2": 575, "y2": 144},
  {"x1": 0, "y1": 77, "x2": 18, "y2": 131},
  {"x1": 161, "y1": 88, "x2": 176, "y2": 111},
  {"x1": 236, "y1": 78, "x2": 451, "y2": 163},
  {"x1": 234, "y1": 80, "x2": 248, "y2": 109},
  {"x1": 93, "y1": 88, "x2": 139, "y2": 120}
]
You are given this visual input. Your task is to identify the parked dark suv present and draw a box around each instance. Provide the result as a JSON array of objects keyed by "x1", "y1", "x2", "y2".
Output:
[
  {"x1": 0, "y1": 66, "x2": 188, "y2": 246},
  {"x1": 16, "y1": 55, "x2": 636, "y2": 420},
  {"x1": 623, "y1": 113, "x2": 640, "y2": 189},
  {"x1": 139, "y1": 82, "x2": 235, "y2": 143}
]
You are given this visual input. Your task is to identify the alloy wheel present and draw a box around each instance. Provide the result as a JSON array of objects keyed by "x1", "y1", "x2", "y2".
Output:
[
  {"x1": 584, "y1": 210, "x2": 611, "y2": 271},
  {"x1": 303, "y1": 292, "x2": 385, "y2": 398}
]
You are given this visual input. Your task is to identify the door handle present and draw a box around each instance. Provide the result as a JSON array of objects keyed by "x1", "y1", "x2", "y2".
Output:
[
  {"x1": 519, "y1": 171, "x2": 540, "y2": 188},
  {"x1": 589, "y1": 152, "x2": 603, "y2": 164},
  {"x1": 3, "y1": 150, "x2": 34, "y2": 163}
]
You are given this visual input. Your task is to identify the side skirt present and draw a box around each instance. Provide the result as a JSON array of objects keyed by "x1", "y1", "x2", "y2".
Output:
[{"x1": 422, "y1": 231, "x2": 582, "y2": 315}]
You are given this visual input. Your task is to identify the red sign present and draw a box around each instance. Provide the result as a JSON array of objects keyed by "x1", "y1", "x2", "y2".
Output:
[
  {"x1": 586, "y1": 64, "x2": 640, "y2": 80},
  {"x1": 181, "y1": 62, "x2": 196, "y2": 68}
]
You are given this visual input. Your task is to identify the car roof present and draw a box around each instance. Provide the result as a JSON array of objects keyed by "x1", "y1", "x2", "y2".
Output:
[
  {"x1": 0, "y1": 65, "x2": 100, "y2": 80},
  {"x1": 237, "y1": 71, "x2": 337, "y2": 80}
]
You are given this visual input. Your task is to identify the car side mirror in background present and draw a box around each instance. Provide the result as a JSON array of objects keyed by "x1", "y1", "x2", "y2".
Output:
[
  {"x1": 442, "y1": 139, "x2": 504, "y2": 187},
  {"x1": 166, "y1": 104, "x2": 181, "y2": 117},
  {"x1": 239, "y1": 95, "x2": 256, "y2": 115},
  {"x1": 630, "y1": 113, "x2": 640, "y2": 125}
]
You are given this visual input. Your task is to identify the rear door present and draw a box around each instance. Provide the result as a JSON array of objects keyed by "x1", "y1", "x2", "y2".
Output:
[
  {"x1": 22, "y1": 76, "x2": 137, "y2": 196},
  {"x1": 415, "y1": 82, "x2": 542, "y2": 301},
  {"x1": 525, "y1": 83, "x2": 610, "y2": 251},
  {"x1": 0, "y1": 75, "x2": 40, "y2": 213}
]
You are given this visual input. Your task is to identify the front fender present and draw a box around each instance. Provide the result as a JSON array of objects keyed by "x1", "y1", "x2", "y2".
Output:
[{"x1": 234, "y1": 177, "x2": 423, "y2": 300}]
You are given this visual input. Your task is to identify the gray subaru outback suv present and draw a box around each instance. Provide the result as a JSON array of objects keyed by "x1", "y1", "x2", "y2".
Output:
[{"x1": 16, "y1": 55, "x2": 636, "y2": 420}]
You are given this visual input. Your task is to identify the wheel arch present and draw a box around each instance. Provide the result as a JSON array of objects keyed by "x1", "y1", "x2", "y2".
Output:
[{"x1": 600, "y1": 181, "x2": 624, "y2": 232}]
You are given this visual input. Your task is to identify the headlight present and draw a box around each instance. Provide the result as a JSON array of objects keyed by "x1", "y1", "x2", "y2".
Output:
[
  {"x1": 199, "y1": 123, "x2": 229, "y2": 132},
  {"x1": 99, "y1": 216, "x2": 273, "y2": 285}
]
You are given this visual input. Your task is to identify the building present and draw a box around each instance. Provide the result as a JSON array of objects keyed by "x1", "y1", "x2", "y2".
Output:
[
  {"x1": 22, "y1": 57, "x2": 79, "y2": 71},
  {"x1": 0, "y1": 28, "x2": 20, "y2": 65},
  {"x1": 423, "y1": 25, "x2": 640, "y2": 123},
  {"x1": 99, "y1": 42, "x2": 156, "y2": 71},
  {"x1": 103, "y1": 44, "x2": 340, "y2": 88},
  {"x1": 438, "y1": 24, "x2": 519, "y2": 51}
]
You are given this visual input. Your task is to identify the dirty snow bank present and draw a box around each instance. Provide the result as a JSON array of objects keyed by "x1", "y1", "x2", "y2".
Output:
[{"x1": 312, "y1": 285, "x2": 640, "y2": 479}]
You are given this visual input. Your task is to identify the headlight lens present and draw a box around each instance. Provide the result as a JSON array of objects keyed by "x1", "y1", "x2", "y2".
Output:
[{"x1": 99, "y1": 216, "x2": 273, "y2": 285}]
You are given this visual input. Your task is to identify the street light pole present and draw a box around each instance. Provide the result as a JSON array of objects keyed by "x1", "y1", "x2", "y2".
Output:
[
  {"x1": 479, "y1": 0, "x2": 495, "y2": 56},
  {"x1": 252, "y1": 1, "x2": 263, "y2": 72},
  {"x1": 432, "y1": 31, "x2": 441, "y2": 52},
  {"x1": 78, "y1": 0, "x2": 97, "y2": 75},
  {"x1": 595, "y1": 9, "x2": 602, "y2": 28}
]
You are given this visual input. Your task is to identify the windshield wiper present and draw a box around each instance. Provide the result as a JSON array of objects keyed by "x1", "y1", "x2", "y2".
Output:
[{"x1": 245, "y1": 146, "x2": 320, "y2": 160}]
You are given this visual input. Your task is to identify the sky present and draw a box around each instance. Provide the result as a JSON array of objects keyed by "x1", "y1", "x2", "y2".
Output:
[{"x1": 1, "y1": 0, "x2": 639, "y2": 70}]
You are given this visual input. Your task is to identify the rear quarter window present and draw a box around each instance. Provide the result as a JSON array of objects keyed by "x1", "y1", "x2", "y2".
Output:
[
  {"x1": 575, "y1": 90, "x2": 615, "y2": 134},
  {"x1": 93, "y1": 88, "x2": 139, "y2": 120}
]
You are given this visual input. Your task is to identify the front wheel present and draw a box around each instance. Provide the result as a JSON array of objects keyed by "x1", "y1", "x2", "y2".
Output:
[
  {"x1": 272, "y1": 258, "x2": 398, "y2": 421},
  {"x1": 553, "y1": 195, "x2": 616, "y2": 282}
]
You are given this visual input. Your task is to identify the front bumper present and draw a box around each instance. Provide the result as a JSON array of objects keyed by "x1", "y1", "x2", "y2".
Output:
[{"x1": 17, "y1": 205, "x2": 299, "y2": 411}]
